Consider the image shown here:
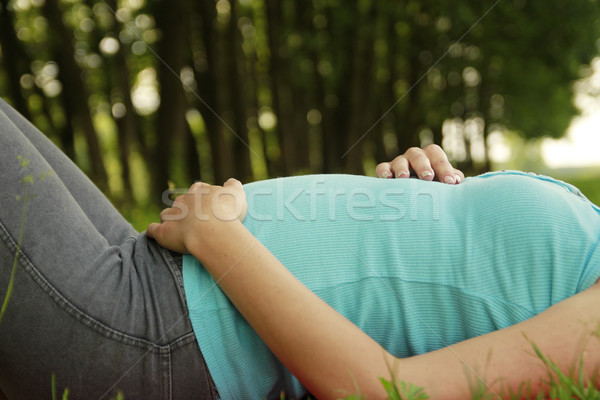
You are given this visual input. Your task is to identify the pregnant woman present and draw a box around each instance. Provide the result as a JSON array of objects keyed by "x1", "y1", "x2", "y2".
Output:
[
  {"x1": 0, "y1": 97, "x2": 459, "y2": 399},
  {"x1": 1, "y1": 96, "x2": 599, "y2": 399},
  {"x1": 149, "y1": 169, "x2": 600, "y2": 399}
]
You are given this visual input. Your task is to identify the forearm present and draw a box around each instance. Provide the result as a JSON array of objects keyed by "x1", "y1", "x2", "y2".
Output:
[
  {"x1": 190, "y1": 221, "x2": 393, "y2": 399},
  {"x1": 393, "y1": 283, "x2": 600, "y2": 399}
]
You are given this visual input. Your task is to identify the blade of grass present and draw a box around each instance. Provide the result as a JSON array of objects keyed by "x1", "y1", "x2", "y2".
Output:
[{"x1": 0, "y1": 190, "x2": 29, "y2": 324}]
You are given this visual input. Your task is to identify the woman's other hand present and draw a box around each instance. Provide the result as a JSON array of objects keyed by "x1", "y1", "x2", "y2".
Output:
[
  {"x1": 147, "y1": 178, "x2": 247, "y2": 254},
  {"x1": 376, "y1": 144, "x2": 464, "y2": 184}
]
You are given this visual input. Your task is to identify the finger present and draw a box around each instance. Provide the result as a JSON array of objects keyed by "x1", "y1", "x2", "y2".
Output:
[
  {"x1": 452, "y1": 168, "x2": 465, "y2": 184},
  {"x1": 159, "y1": 207, "x2": 173, "y2": 223},
  {"x1": 400, "y1": 147, "x2": 434, "y2": 180},
  {"x1": 147, "y1": 222, "x2": 161, "y2": 240},
  {"x1": 188, "y1": 181, "x2": 207, "y2": 193},
  {"x1": 159, "y1": 208, "x2": 169, "y2": 223},
  {"x1": 222, "y1": 178, "x2": 245, "y2": 204},
  {"x1": 224, "y1": 178, "x2": 243, "y2": 188},
  {"x1": 223, "y1": 178, "x2": 248, "y2": 220},
  {"x1": 422, "y1": 144, "x2": 463, "y2": 184},
  {"x1": 160, "y1": 206, "x2": 186, "y2": 222},
  {"x1": 375, "y1": 162, "x2": 393, "y2": 178},
  {"x1": 147, "y1": 221, "x2": 178, "y2": 251},
  {"x1": 388, "y1": 156, "x2": 411, "y2": 178}
]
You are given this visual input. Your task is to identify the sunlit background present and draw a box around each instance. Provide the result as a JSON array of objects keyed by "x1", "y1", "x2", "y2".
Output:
[
  {"x1": 1, "y1": 0, "x2": 599, "y2": 228},
  {"x1": 474, "y1": 55, "x2": 600, "y2": 171},
  {"x1": 542, "y1": 57, "x2": 600, "y2": 169}
]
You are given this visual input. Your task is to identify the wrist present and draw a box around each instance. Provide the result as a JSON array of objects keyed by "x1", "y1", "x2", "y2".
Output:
[{"x1": 185, "y1": 219, "x2": 250, "y2": 263}]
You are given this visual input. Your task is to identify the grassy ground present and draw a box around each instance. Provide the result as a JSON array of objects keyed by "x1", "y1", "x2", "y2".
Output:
[
  {"x1": 559, "y1": 175, "x2": 600, "y2": 207},
  {"x1": 538, "y1": 166, "x2": 600, "y2": 206}
]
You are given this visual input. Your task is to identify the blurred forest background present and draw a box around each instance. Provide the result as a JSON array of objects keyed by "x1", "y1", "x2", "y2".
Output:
[{"x1": 1, "y1": 0, "x2": 600, "y2": 228}]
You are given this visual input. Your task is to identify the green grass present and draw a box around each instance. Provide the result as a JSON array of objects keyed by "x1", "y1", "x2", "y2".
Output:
[
  {"x1": 120, "y1": 202, "x2": 162, "y2": 233},
  {"x1": 562, "y1": 176, "x2": 600, "y2": 207},
  {"x1": 547, "y1": 167, "x2": 600, "y2": 207}
]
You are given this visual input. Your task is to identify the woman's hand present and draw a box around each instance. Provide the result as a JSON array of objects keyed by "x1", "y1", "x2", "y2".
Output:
[
  {"x1": 147, "y1": 178, "x2": 247, "y2": 255},
  {"x1": 376, "y1": 144, "x2": 464, "y2": 184}
]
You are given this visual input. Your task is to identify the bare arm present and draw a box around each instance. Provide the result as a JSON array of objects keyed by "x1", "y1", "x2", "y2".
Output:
[
  {"x1": 148, "y1": 180, "x2": 600, "y2": 399},
  {"x1": 393, "y1": 283, "x2": 600, "y2": 399}
]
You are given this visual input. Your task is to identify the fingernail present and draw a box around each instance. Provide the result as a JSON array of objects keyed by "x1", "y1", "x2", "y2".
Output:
[
  {"x1": 455, "y1": 174, "x2": 462, "y2": 184},
  {"x1": 444, "y1": 175, "x2": 455, "y2": 184},
  {"x1": 395, "y1": 170, "x2": 409, "y2": 178},
  {"x1": 421, "y1": 170, "x2": 433, "y2": 179},
  {"x1": 381, "y1": 170, "x2": 392, "y2": 179}
]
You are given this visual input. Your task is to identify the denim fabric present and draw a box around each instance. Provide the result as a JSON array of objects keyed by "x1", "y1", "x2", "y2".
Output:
[{"x1": 0, "y1": 99, "x2": 216, "y2": 400}]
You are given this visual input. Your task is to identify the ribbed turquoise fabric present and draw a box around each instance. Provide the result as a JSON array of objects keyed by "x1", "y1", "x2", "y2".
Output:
[{"x1": 182, "y1": 171, "x2": 600, "y2": 399}]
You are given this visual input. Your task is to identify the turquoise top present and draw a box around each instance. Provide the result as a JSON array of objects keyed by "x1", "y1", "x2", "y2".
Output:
[{"x1": 182, "y1": 171, "x2": 600, "y2": 399}]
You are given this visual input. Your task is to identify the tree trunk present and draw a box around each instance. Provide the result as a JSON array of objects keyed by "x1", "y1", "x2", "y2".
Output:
[
  {"x1": 42, "y1": 0, "x2": 108, "y2": 191},
  {"x1": 399, "y1": 51, "x2": 423, "y2": 150},
  {"x1": 96, "y1": 0, "x2": 145, "y2": 202},
  {"x1": 185, "y1": 122, "x2": 202, "y2": 181},
  {"x1": 289, "y1": 1, "x2": 311, "y2": 171},
  {"x1": 152, "y1": 0, "x2": 189, "y2": 197},
  {"x1": 194, "y1": 0, "x2": 233, "y2": 184},
  {"x1": 310, "y1": 37, "x2": 331, "y2": 173},
  {"x1": 227, "y1": 0, "x2": 253, "y2": 181},
  {"x1": 344, "y1": 2, "x2": 376, "y2": 174},
  {"x1": 0, "y1": 0, "x2": 30, "y2": 120},
  {"x1": 327, "y1": 6, "x2": 354, "y2": 173},
  {"x1": 265, "y1": 0, "x2": 296, "y2": 175},
  {"x1": 244, "y1": 36, "x2": 269, "y2": 178}
]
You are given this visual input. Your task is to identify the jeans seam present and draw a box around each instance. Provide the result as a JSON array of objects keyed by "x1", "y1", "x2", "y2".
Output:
[
  {"x1": 0, "y1": 221, "x2": 169, "y2": 351},
  {"x1": 164, "y1": 346, "x2": 172, "y2": 400},
  {"x1": 169, "y1": 331, "x2": 196, "y2": 348},
  {"x1": 159, "y1": 246, "x2": 188, "y2": 309}
]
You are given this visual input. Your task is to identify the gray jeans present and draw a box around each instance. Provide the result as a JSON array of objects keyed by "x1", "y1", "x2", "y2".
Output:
[{"x1": 0, "y1": 99, "x2": 216, "y2": 399}]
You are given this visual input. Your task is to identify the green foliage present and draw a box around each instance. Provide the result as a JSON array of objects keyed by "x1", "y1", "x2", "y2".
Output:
[
  {"x1": 378, "y1": 378, "x2": 429, "y2": 400},
  {"x1": 120, "y1": 202, "x2": 162, "y2": 232},
  {"x1": 51, "y1": 373, "x2": 70, "y2": 400},
  {"x1": 561, "y1": 172, "x2": 600, "y2": 207},
  {"x1": 531, "y1": 338, "x2": 600, "y2": 400},
  {"x1": 51, "y1": 373, "x2": 124, "y2": 400}
]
